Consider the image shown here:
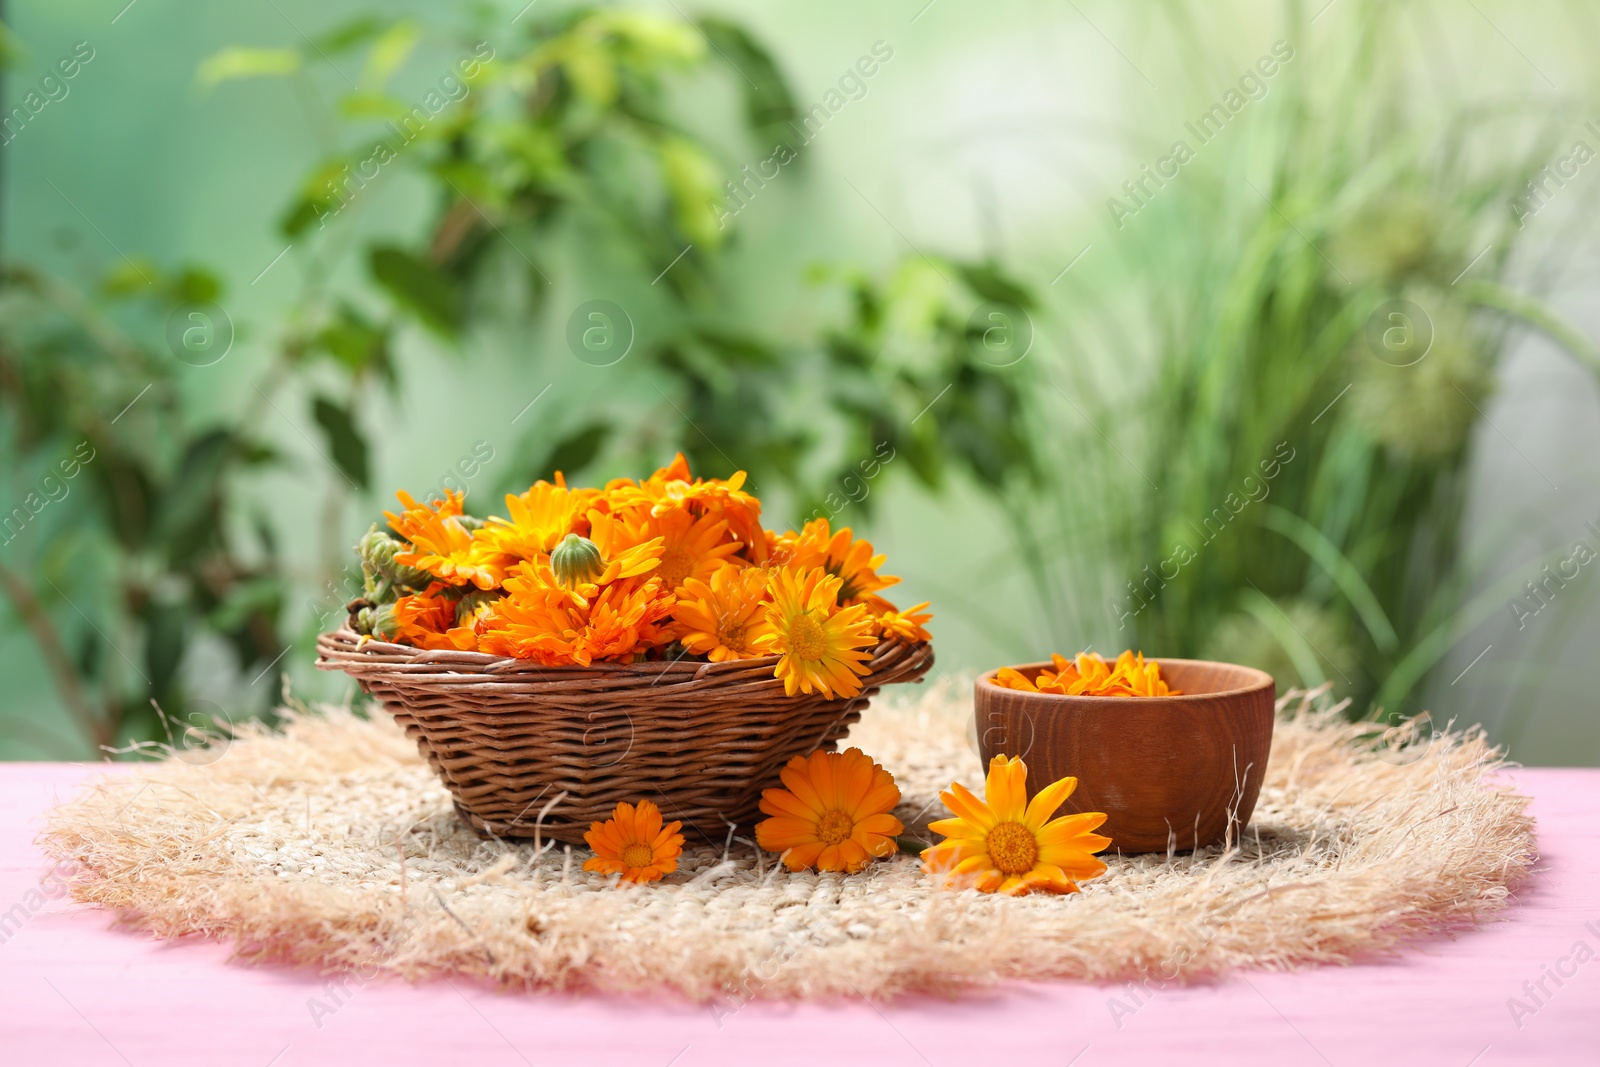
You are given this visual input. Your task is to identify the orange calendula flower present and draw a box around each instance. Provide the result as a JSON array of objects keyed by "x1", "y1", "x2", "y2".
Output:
[
  {"x1": 480, "y1": 573, "x2": 674, "y2": 666},
  {"x1": 672, "y1": 563, "x2": 772, "y2": 661},
  {"x1": 870, "y1": 600, "x2": 933, "y2": 643},
  {"x1": 384, "y1": 490, "x2": 508, "y2": 591},
  {"x1": 389, "y1": 585, "x2": 481, "y2": 651},
  {"x1": 627, "y1": 508, "x2": 742, "y2": 591},
  {"x1": 779, "y1": 518, "x2": 899, "y2": 605},
  {"x1": 606, "y1": 453, "x2": 767, "y2": 565},
  {"x1": 755, "y1": 748, "x2": 903, "y2": 873},
  {"x1": 477, "y1": 478, "x2": 599, "y2": 562},
  {"x1": 583, "y1": 799, "x2": 684, "y2": 885},
  {"x1": 993, "y1": 650, "x2": 1181, "y2": 697},
  {"x1": 922, "y1": 755, "x2": 1111, "y2": 896},
  {"x1": 754, "y1": 567, "x2": 877, "y2": 699}
]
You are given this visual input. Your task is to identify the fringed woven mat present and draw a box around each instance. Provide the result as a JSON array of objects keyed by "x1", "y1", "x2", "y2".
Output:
[{"x1": 39, "y1": 684, "x2": 1535, "y2": 1001}]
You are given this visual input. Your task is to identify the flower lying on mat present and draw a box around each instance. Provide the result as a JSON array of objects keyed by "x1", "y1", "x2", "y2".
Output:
[
  {"x1": 349, "y1": 455, "x2": 933, "y2": 696},
  {"x1": 755, "y1": 748, "x2": 904, "y2": 873},
  {"x1": 583, "y1": 799, "x2": 685, "y2": 885},
  {"x1": 922, "y1": 755, "x2": 1111, "y2": 896},
  {"x1": 992, "y1": 650, "x2": 1181, "y2": 697}
]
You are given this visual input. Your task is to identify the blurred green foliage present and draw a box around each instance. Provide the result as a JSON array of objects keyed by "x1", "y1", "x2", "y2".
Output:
[
  {"x1": 3, "y1": 0, "x2": 1598, "y2": 761},
  {"x1": 1027, "y1": 0, "x2": 1600, "y2": 717},
  {"x1": 0, "y1": 5, "x2": 1038, "y2": 756},
  {"x1": 0, "y1": 262, "x2": 284, "y2": 749}
]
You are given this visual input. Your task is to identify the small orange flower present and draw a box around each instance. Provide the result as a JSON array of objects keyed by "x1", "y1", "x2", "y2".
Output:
[
  {"x1": 870, "y1": 599, "x2": 933, "y2": 643},
  {"x1": 672, "y1": 563, "x2": 772, "y2": 661},
  {"x1": 922, "y1": 755, "x2": 1111, "y2": 896},
  {"x1": 625, "y1": 508, "x2": 743, "y2": 591},
  {"x1": 478, "y1": 572, "x2": 675, "y2": 666},
  {"x1": 390, "y1": 585, "x2": 482, "y2": 651},
  {"x1": 384, "y1": 490, "x2": 508, "y2": 590},
  {"x1": 778, "y1": 518, "x2": 899, "y2": 605},
  {"x1": 605, "y1": 453, "x2": 766, "y2": 563},
  {"x1": 477, "y1": 478, "x2": 599, "y2": 561},
  {"x1": 583, "y1": 799, "x2": 684, "y2": 884},
  {"x1": 992, "y1": 650, "x2": 1180, "y2": 697},
  {"x1": 756, "y1": 748, "x2": 903, "y2": 873}
]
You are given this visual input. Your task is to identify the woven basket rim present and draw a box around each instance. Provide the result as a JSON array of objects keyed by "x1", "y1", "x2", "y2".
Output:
[{"x1": 315, "y1": 626, "x2": 930, "y2": 683}]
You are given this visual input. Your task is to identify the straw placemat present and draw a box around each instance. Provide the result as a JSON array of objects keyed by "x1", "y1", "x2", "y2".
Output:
[{"x1": 39, "y1": 684, "x2": 1535, "y2": 1001}]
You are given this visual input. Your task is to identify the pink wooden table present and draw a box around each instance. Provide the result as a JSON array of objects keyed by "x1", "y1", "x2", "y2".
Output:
[{"x1": 3, "y1": 764, "x2": 1596, "y2": 1066}]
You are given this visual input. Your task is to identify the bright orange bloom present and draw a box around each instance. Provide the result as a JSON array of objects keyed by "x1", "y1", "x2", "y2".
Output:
[
  {"x1": 583, "y1": 799, "x2": 684, "y2": 885},
  {"x1": 992, "y1": 650, "x2": 1180, "y2": 697},
  {"x1": 366, "y1": 461, "x2": 929, "y2": 673},
  {"x1": 869, "y1": 599, "x2": 933, "y2": 643},
  {"x1": 755, "y1": 748, "x2": 903, "y2": 873},
  {"x1": 390, "y1": 585, "x2": 482, "y2": 651},
  {"x1": 922, "y1": 755, "x2": 1111, "y2": 895},
  {"x1": 582, "y1": 510, "x2": 666, "y2": 588},
  {"x1": 477, "y1": 478, "x2": 598, "y2": 562},
  {"x1": 778, "y1": 519, "x2": 899, "y2": 605},
  {"x1": 605, "y1": 453, "x2": 766, "y2": 565},
  {"x1": 753, "y1": 567, "x2": 877, "y2": 699},
  {"x1": 672, "y1": 563, "x2": 772, "y2": 661},
  {"x1": 384, "y1": 490, "x2": 508, "y2": 590},
  {"x1": 479, "y1": 573, "x2": 675, "y2": 666},
  {"x1": 618, "y1": 507, "x2": 742, "y2": 591}
]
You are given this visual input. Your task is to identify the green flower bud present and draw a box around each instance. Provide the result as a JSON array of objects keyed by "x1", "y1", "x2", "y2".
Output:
[
  {"x1": 368, "y1": 602, "x2": 399, "y2": 641},
  {"x1": 357, "y1": 524, "x2": 432, "y2": 596},
  {"x1": 551, "y1": 533, "x2": 604, "y2": 588},
  {"x1": 455, "y1": 587, "x2": 503, "y2": 625}
]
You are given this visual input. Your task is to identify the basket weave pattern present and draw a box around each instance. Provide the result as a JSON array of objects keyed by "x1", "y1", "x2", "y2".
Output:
[{"x1": 316, "y1": 628, "x2": 934, "y2": 845}]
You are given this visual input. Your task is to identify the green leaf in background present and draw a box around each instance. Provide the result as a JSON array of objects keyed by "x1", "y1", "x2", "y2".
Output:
[
  {"x1": 658, "y1": 136, "x2": 724, "y2": 248},
  {"x1": 167, "y1": 266, "x2": 222, "y2": 306},
  {"x1": 0, "y1": 21, "x2": 24, "y2": 70},
  {"x1": 360, "y1": 20, "x2": 420, "y2": 89},
  {"x1": 311, "y1": 395, "x2": 371, "y2": 490},
  {"x1": 142, "y1": 599, "x2": 187, "y2": 702},
  {"x1": 367, "y1": 245, "x2": 461, "y2": 337},
  {"x1": 197, "y1": 46, "x2": 300, "y2": 87},
  {"x1": 338, "y1": 92, "x2": 409, "y2": 120},
  {"x1": 160, "y1": 429, "x2": 235, "y2": 561},
  {"x1": 100, "y1": 258, "x2": 161, "y2": 297},
  {"x1": 694, "y1": 17, "x2": 803, "y2": 151},
  {"x1": 1264, "y1": 505, "x2": 1399, "y2": 654},
  {"x1": 311, "y1": 16, "x2": 388, "y2": 55},
  {"x1": 314, "y1": 306, "x2": 390, "y2": 381},
  {"x1": 956, "y1": 261, "x2": 1035, "y2": 308}
]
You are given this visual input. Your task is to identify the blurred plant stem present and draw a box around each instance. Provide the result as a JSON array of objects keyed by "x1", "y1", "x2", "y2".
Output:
[{"x1": 0, "y1": 556, "x2": 108, "y2": 746}]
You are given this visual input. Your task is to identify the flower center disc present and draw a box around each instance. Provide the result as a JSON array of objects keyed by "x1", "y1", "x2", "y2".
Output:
[
  {"x1": 657, "y1": 548, "x2": 691, "y2": 588},
  {"x1": 621, "y1": 843, "x2": 655, "y2": 869},
  {"x1": 816, "y1": 809, "x2": 854, "y2": 846},
  {"x1": 986, "y1": 822, "x2": 1038, "y2": 875},
  {"x1": 788, "y1": 613, "x2": 829, "y2": 661}
]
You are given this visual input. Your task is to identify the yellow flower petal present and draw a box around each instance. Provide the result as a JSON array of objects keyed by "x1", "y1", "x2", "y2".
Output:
[
  {"x1": 942, "y1": 782, "x2": 998, "y2": 831},
  {"x1": 986, "y1": 756, "x2": 1028, "y2": 823},
  {"x1": 1023, "y1": 774, "x2": 1078, "y2": 830}
]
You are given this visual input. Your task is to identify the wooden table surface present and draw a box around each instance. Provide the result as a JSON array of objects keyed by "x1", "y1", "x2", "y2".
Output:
[{"x1": 3, "y1": 763, "x2": 1595, "y2": 1066}]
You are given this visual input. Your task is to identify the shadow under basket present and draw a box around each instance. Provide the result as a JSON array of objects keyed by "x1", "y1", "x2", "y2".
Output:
[{"x1": 316, "y1": 628, "x2": 934, "y2": 845}]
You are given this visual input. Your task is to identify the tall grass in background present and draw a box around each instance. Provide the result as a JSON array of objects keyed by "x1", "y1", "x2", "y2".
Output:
[{"x1": 1026, "y1": 0, "x2": 1600, "y2": 718}]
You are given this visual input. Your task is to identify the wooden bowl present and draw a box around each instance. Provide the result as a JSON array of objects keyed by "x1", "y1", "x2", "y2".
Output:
[{"x1": 973, "y1": 658, "x2": 1274, "y2": 854}]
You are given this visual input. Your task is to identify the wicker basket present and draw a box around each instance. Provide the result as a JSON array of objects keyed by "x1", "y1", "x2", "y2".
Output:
[{"x1": 315, "y1": 628, "x2": 934, "y2": 845}]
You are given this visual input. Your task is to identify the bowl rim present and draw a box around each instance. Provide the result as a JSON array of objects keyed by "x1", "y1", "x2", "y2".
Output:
[{"x1": 975, "y1": 656, "x2": 1274, "y2": 703}]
